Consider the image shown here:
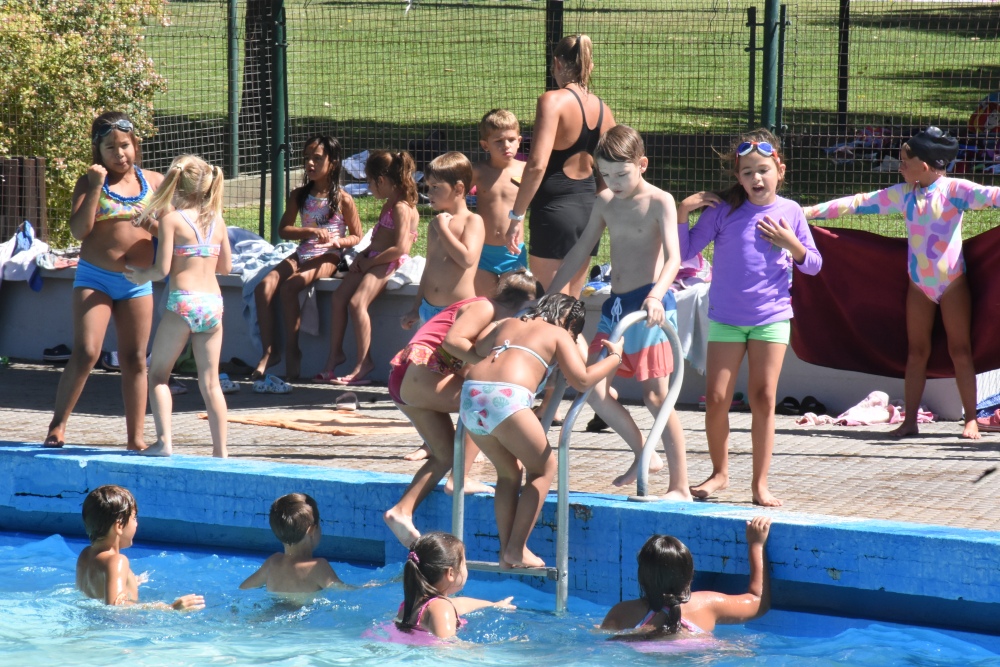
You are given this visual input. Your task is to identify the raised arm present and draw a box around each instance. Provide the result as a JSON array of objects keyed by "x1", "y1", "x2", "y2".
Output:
[
  {"x1": 692, "y1": 517, "x2": 771, "y2": 630},
  {"x1": 442, "y1": 300, "x2": 497, "y2": 365},
  {"x1": 548, "y1": 194, "x2": 608, "y2": 295},
  {"x1": 68, "y1": 169, "x2": 106, "y2": 241},
  {"x1": 802, "y1": 183, "x2": 908, "y2": 221},
  {"x1": 676, "y1": 192, "x2": 722, "y2": 261},
  {"x1": 950, "y1": 179, "x2": 1000, "y2": 211},
  {"x1": 450, "y1": 595, "x2": 515, "y2": 616},
  {"x1": 433, "y1": 212, "x2": 485, "y2": 270},
  {"x1": 553, "y1": 328, "x2": 623, "y2": 391}
]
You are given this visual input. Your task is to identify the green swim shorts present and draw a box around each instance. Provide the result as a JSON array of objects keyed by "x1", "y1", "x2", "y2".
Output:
[{"x1": 707, "y1": 319, "x2": 791, "y2": 344}]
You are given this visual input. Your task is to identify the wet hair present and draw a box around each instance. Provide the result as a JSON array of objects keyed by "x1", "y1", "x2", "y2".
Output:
[
  {"x1": 138, "y1": 154, "x2": 224, "y2": 236},
  {"x1": 479, "y1": 109, "x2": 520, "y2": 141},
  {"x1": 365, "y1": 150, "x2": 418, "y2": 206},
  {"x1": 594, "y1": 125, "x2": 645, "y2": 164},
  {"x1": 637, "y1": 534, "x2": 694, "y2": 635},
  {"x1": 398, "y1": 532, "x2": 465, "y2": 631},
  {"x1": 90, "y1": 111, "x2": 141, "y2": 168},
  {"x1": 82, "y1": 485, "x2": 136, "y2": 543},
  {"x1": 493, "y1": 268, "x2": 543, "y2": 310},
  {"x1": 296, "y1": 135, "x2": 343, "y2": 214},
  {"x1": 553, "y1": 34, "x2": 594, "y2": 90},
  {"x1": 521, "y1": 293, "x2": 586, "y2": 338},
  {"x1": 268, "y1": 493, "x2": 320, "y2": 546},
  {"x1": 718, "y1": 128, "x2": 784, "y2": 213},
  {"x1": 424, "y1": 151, "x2": 474, "y2": 195}
]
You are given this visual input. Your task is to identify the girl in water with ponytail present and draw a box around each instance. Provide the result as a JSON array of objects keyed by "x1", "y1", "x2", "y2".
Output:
[
  {"x1": 396, "y1": 532, "x2": 514, "y2": 640},
  {"x1": 601, "y1": 517, "x2": 772, "y2": 637},
  {"x1": 319, "y1": 149, "x2": 420, "y2": 385},
  {"x1": 125, "y1": 155, "x2": 232, "y2": 458}
]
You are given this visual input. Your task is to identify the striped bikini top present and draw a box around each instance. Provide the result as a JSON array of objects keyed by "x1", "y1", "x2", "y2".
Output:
[
  {"x1": 95, "y1": 166, "x2": 153, "y2": 223},
  {"x1": 173, "y1": 211, "x2": 221, "y2": 258}
]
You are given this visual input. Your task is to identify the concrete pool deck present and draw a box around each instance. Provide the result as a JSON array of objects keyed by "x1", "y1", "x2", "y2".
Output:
[{"x1": 3, "y1": 361, "x2": 998, "y2": 531}]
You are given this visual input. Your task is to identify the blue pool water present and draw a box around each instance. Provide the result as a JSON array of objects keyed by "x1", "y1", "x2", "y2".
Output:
[{"x1": 1, "y1": 531, "x2": 997, "y2": 667}]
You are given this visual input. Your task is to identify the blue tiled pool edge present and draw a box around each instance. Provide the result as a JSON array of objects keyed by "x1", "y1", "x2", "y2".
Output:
[{"x1": 1, "y1": 443, "x2": 997, "y2": 634}]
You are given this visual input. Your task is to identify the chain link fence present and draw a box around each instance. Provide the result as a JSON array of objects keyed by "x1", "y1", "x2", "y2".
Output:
[{"x1": 4, "y1": 0, "x2": 998, "y2": 242}]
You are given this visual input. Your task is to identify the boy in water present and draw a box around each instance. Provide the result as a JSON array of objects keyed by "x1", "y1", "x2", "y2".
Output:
[
  {"x1": 76, "y1": 485, "x2": 205, "y2": 609},
  {"x1": 400, "y1": 151, "x2": 485, "y2": 328},
  {"x1": 550, "y1": 125, "x2": 691, "y2": 498},
  {"x1": 240, "y1": 493, "x2": 345, "y2": 593},
  {"x1": 471, "y1": 109, "x2": 528, "y2": 297}
]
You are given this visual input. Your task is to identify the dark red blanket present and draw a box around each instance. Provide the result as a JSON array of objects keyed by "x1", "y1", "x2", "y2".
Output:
[{"x1": 790, "y1": 225, "x2": 1000, "y2": 379}]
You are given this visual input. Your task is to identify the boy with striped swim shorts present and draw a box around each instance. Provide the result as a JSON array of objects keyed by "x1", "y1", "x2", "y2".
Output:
[{"x1": 549, "y1": 125, "x2": 691, "y2": 498}]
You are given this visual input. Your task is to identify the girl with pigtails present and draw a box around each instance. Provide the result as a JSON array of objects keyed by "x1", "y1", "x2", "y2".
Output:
[
  {"x1": 125, "y1": 155, "x2": 232, "y2": 458},
  {"x1": 396, "y1": 532, "x2": 514, "y2": 640}
]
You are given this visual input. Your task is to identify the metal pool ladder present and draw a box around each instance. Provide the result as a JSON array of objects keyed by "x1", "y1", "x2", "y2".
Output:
[{"x1": 450, "y1": 310, "x2": 684, "y2": 612}]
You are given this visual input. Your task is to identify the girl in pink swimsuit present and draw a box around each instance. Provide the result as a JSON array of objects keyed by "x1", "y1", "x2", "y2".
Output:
[
  {"x1": 804, "y1": 127, "x2": 1000, "y2": 440},
  {"x1": 395, "y1": 532, "x2": 514, "y2": 640},
  {"x1": 253, "y1": 136, "x2": 362, "y2": 381},
  {"x1": 318, "y1": 150, "x2": 420, "y2": 385},
  {"x1": 602, "y1": 516, "x2": 772, "y2": 640}
]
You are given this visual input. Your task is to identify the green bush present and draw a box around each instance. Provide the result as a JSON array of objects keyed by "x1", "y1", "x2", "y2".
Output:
[{"x1": 0, "y1": 0, "x2": 165, "y2": 247}]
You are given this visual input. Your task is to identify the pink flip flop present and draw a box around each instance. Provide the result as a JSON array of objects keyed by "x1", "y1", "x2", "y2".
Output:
[
  {"x1": 976, "y1": 409, "x2": 1000, "y2": 433},
  {"x1": 332, "y1": 374, "x2": 372, "y2": 386},
  {"x1": 313, "y1": 371, "x2": 338, "y2": 384}
]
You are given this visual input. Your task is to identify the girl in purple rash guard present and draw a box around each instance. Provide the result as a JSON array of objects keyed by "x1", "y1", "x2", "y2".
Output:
[{"x1": 676, "y1": 129, "x2": 822, "y2": 508}]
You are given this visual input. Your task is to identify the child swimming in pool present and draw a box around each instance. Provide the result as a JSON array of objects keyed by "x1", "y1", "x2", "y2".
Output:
[
  {"x1": 397, "y1": 532, "x2": 514, "y2": 639},
  {"x1": 125, "y1": 154, "x2": 233, "y2": 458},
  {"x1": 240, "y1": 493, "x2": 346, "y2": 594},
  {"x1": 460, "y1": 294, "x2": 624, "y2": 568},
  {"x1": 601, "y1": 516, "x2": 771, "y2": 637},
  {"x1": 76, "y1": 485, "x2": 204, "y2": 610}
]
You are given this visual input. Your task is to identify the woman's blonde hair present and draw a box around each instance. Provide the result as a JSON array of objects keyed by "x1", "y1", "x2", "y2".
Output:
[
  {"x1": 553, "y1": 34, "x2": 594, "y2": 89},
  {"x1": 139, "y1": 154, "x2": 224, "y2": 234}
]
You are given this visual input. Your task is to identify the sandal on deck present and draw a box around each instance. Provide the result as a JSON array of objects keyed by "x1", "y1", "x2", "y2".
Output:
[
  {"x1": 776, "y1": 396, "x2": 801, "y2": 416},
  {"x1": 254, "y1": 374, "x2": 292, "y2": 394},
  {"x1": 335, "y1": 391, "x2": 359, "y2": 412},
  {"x1": 977, "y1": 409, "x2": 1000, "y2": 433},
  {"x1": 219, "y1": 373, "x2": 240, "y2": 394}
]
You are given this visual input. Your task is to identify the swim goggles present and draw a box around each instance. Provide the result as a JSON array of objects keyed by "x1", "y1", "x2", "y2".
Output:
[
  {"x1": 736, "y1": 141, "x2": 776, "y2": 158},
  {"x1": 93, "y1": 119, "x2": 134, "y2": 141}
]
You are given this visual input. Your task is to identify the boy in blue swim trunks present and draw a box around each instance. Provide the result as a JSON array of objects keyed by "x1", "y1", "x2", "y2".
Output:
[
  {"x1": 400, "y1": 152, "x2": 485, "y2": 328},
  {"x1": 550, "y1": 125, "x2": 691, "y2": 497},
  {"x1": 471, "y1": 109, "x2": 528, "y2": 297}
]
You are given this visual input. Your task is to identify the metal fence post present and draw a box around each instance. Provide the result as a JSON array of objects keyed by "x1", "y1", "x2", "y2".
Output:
[
  {"x1": 761, "y1": 0, "x2": 780, "y2": 131},
  {"x1": 226, "y1": 0, "x2": 240, "y2": 179},
  {"x1": 746, "y1": 7, "x2": 756, "y2": 130},
  {"x1": 837, "y1": 0, "x2": 851, "y2": 133},
  {"x1": 545, "y1": 0, "x2": 564, "y2": 92},
  {"x1": 269, "y1": 0, "x2": 287, "y2": 244}
]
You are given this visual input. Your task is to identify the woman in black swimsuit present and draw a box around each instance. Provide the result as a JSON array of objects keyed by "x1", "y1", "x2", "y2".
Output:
[{"x1": 506, "y1": 34, "x2": 617, "y2": 297}]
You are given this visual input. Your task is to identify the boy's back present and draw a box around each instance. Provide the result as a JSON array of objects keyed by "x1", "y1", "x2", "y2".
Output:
[{"x1": 241, "y1": 552, "x2": 342, "y2": 594}]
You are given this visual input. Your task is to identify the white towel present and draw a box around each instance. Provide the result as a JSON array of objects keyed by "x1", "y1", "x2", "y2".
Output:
[{"x1": 673, "y1": 282, "x2": 710, "y2": 375}]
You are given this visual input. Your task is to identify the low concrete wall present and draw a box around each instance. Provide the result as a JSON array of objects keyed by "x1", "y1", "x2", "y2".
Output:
[
  {"x1": 0, "y1": 269, "x2": 963, "y2": 418},
  {"x1": 0, "y1": 444, "x2": 995, "y2": 633}
]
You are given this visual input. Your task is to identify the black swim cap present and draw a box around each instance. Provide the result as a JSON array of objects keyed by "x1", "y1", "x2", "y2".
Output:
[{"x1": 905, "y1": 126, "x2": 958, "y2": 169}]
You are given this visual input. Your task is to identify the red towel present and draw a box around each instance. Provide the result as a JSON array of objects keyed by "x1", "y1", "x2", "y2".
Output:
[{"x1": 790, "y1": 225, "x2": 1000, "y2": 379}]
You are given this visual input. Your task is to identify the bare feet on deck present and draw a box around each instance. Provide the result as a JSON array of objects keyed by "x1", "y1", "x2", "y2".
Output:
[
  {"x1": 126, "y1": 439, "x2": 148, "y2": 452},
  {"x1": 43, "y1": 429, "x2": 65, "y2": 448},
  {"x1": 384, "y1": 508, "x2": 420, "y2": 548},
  {"x1": 502, "y1": 546, "x2": 545, "y2": 569},
  {"x1": 402, "y1": 444, "x2": 430, "y2": 461},
  {"x1": 138, "y1": 439, "x2": 172, "y2": 457},
  {"x1": 962, "y1": 419, "x2": 981, "y2": 440},
  {"x1": 252, "y1": 351, "x2": 281, "y2": 380},
  {"x1": 612, "y1": 450, "x2": 664, "y2": 487},
  {"x1": 662, "y1": 488, "x2": 694, "y2": 502},
  {"x1": 690, "y1": 472, "x2": 729, "y2": 500},
  {"x1": 444, "y1": 477, "x2": 494, "y2": 495},
  {"x1": 333, "y1": 359, "x2": 376, "y2": 386},
  {"x1": 752, "y1": 484, "x2": 783, "y2": 507},
  {"x1": 889, "y1": 421, "x2": 919, "y2": 438}
]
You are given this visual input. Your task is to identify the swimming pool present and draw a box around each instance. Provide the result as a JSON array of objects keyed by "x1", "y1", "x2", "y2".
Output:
[{"x1": 1, "y1": 531, "x2": 997, "y2": 666}]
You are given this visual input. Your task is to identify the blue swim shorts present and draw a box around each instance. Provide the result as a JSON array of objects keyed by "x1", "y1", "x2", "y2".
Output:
[
  {"x1": 73, "y1": 258, "x2": 152, "y2": 301},
  {"x1": 477, "y1": 243, "x2": 528, "y2": 276}
]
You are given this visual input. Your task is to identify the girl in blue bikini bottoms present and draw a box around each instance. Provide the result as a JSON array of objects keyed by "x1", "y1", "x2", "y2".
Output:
[
  {"x1": 125, "y1": 155, "x2": 233, "y2": 458},
  {"x1": 459, "y1": 294, "x2": 623, "y2": 569}
]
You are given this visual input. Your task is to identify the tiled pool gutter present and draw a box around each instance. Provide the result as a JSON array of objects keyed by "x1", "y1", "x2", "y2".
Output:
[{"x1": 0, "y1": 444, "x2": 996, "y2": 635}]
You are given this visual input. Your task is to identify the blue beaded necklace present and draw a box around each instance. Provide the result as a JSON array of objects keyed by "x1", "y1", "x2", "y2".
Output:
[{"x1": 102, "y1": 166, "x2": 149, "y2": 204}]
